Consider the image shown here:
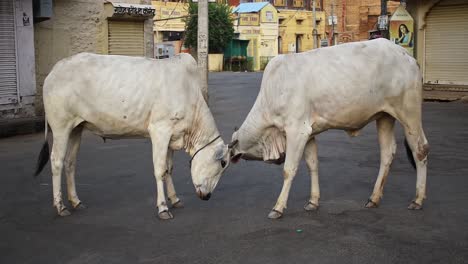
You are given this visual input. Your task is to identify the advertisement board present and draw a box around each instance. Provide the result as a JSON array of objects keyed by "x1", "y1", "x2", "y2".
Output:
[{"x1": 390, "y1": 5, "x2": 414, "y2": 56}]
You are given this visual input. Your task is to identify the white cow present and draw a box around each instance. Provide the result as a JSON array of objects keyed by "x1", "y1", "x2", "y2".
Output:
[
  {"x1": 35, "y1": 53, "x2": 231, "y2": 220},
  {"x1": 230, "y1": 39, "x2": 429, "y2": 219}
]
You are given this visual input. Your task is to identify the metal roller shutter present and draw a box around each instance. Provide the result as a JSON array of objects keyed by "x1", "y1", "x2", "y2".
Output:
[
  {"x1": 425, "y1": 1, "x2": 468, "y2": 85},
  {"x1": 108, "y1": 20, "x2": 145, "y2": 57},
  {"x1": 0, "y1": 0, "x2": 19, "y2": 105}
]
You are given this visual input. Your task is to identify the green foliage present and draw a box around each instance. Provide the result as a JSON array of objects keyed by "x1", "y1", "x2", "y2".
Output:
[{"x1": 184, "y1": 2, "x2": 234, "y2": 53}]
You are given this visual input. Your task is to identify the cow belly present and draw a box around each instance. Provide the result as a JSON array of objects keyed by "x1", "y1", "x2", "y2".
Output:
[
  {"x1": 82, "y1": 120, "x2": 149, "y2": 139},
  {"x1": 312, "y1": 111, "x2": 384, "y2": 134}
]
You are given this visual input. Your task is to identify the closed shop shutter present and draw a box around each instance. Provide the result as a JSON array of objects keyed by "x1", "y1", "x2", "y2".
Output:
[
  {"x1": 108, "y1": 20, "x2": 145, "y2": 57},
  {"x1": 425, "y1": 1, "x2": 468, "y2": 85},
  {"x1": 0, "y1": 0, "x2": 19, "y2": 105}
]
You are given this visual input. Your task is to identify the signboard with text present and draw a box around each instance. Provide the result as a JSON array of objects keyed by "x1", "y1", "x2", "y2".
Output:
[{"x1": 239, "y1": 13, "x2": 260, "y2": 26}]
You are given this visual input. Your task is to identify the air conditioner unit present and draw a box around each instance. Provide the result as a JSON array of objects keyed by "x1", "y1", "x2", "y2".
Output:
[{"x1": 33, "y1": 0, "x2": 53, "y2": 22}]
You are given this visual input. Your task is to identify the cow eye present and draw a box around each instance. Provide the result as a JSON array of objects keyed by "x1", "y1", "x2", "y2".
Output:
[{"x1": 220, "y1": 160, "x2": 227, "y2": 168}]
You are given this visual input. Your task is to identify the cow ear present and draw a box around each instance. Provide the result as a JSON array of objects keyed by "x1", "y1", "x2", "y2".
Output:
[{"x1": 215, "y1": 144, "x2": 229, "y2": 160}]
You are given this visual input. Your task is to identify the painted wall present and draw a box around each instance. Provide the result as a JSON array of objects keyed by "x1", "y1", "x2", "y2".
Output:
[
  {"x1": 34, "y1": 0, "x2": 154, "y2": 115},
  {"x1": 322, "y1": 0, "x2": 399, "y2": 42},
  {"x1": 152, "y1": 0, "x2": 188, "y2": 35},
  {"x1": 259, "y1": 4, "x2": 278, "y2": 66}
]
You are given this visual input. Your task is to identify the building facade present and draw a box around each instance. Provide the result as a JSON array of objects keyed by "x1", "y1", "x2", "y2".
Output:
[
  {"x1": 245, "y1": 0, "x2": 326, "y2": 52},
  {"x1": 321, "y1": 0, "x2": 400, "y2": 44},
  {"x1": 233, "y1": 2, "x2": 279, "y2": 71},
  {"x1": 33, "y1": 0, "x2": 155, "y2": 116},
  {"x1": 0, "y1": 0, "x2": 36, "y2": 120},
  {"x1": 152, "y1": 0, "x2": 188, "y2": 58},
  {"x1": 277, "y1": 9, "x2": 326, "y2": 53},
  {"x1": 407, "y1": 0, "x2": 468, "y2": 100}
]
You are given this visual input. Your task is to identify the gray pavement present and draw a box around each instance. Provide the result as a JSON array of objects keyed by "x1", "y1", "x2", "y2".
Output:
[{"x1": 1, "y1": 72, "x2": 468, "y2": 264}]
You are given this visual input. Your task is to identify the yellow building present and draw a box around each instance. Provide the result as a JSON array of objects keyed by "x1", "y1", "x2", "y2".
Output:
[
  {"x1": 278, "y1": 9, "x2": 326, "y2": 53},
  {"x1": 233, "y1": 2, "x2": 279, "y2": 71},
  {"x1": 152, "y1": 0, "x2": 189, "y2": 56}
]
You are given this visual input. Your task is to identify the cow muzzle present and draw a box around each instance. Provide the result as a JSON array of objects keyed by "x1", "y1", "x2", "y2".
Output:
[{"x1": 197, "y1": 190, "x2": 211, "y2": 201}]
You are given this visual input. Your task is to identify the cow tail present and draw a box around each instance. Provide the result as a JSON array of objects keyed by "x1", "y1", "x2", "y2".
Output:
[
  {"x1": 34, "y1": 116, "x2": 50, "y2": 177},
  {"x1": 404, "y1": 139, "x2": 416, "y2": 170}
]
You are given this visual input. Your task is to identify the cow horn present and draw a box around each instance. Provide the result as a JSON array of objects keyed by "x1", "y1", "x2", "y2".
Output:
[{"x1": 228, "y1": 140, "x2": 238, "y2": 149}]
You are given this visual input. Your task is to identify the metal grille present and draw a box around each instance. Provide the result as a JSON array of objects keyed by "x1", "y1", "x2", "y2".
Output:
[
  {"x1": 108, "y1": 20, "x2": 145, "y2": 57},
  {"x1": 0, "y1": 0, "x2": 19, "y2": 105},
  {"x1": 425, "y1": 2, "x2": 468, "y2": 85}
]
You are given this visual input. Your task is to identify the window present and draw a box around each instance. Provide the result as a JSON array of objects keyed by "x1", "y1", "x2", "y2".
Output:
[
  {"x1": 265, "y1": 11, "x2": 273, "y2": 22},
  {"x1": 274, "y1": 0, "x2": 286, "y2": 7},
  {"x1": 293, "y1": 0, "x2": 303, "y2": 8}
]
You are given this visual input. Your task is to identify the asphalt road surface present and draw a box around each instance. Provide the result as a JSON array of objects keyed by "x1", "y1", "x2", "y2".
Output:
[{"x1": 1, "y1": 72, "x2": 467, "y2": 263}]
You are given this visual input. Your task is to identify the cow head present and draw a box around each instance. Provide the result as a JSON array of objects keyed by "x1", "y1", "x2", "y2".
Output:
[
  {"x1": 190, "y1": 139, "x2": 230, "y2": 201},
  {"x1": 229, "y1": 130, "x2": 263, "y2": 164},
  {"x1": 229, "y1": 129, "x2": 286, "y2": 165}
]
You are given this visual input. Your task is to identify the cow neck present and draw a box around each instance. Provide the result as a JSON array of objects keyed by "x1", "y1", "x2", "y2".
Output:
[
  {"x1": 238, "y1": 101, "x2": 269, "y2": 150},
  {"x1": 185, "y1": 100, "x2": 220, "y2": 157}
]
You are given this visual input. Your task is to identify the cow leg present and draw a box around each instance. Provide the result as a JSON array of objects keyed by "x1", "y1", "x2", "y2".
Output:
[
  {"x1": 64, "y1": 126, "x2": 86, "y2": 210},
  {"x1": 165, "y1": 150, "x2": 183, "y2": 208},
  {"x1": 366, "y1": 115, "x2": 396, "y2": 208},
  {"x1": 148, "y1": 125, "x2": 173, "y2": 220},
  {"x1": 304, "y1": 137, "x2": 320, "y2": 211},
  {"x1": 268, "y1": 131, "x2": 309, "y2": 219},
  {"x1": 403, "y1": 124, "x2": 429, "y2": 210},
  {"x1": 50, "y1": 128, "x2": 73, "y2": 216}
]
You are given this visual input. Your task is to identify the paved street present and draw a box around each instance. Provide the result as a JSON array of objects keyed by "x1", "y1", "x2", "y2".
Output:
[{"x1": 1, "y1": 72, "x2": 468, "y2": 263}]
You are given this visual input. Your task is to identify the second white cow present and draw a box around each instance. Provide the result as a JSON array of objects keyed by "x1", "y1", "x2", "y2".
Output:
[
  {"x1": 35, "y1": 53, "x2": 231, "y2": 220},
  {"x1": 230, "y1": 39, "x2": 429, "y2": 219}
]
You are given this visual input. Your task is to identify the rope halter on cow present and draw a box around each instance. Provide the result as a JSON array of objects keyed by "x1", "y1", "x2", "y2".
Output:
[{"x1": 189, "y1": 135, "x2": 221, "y2": 167}]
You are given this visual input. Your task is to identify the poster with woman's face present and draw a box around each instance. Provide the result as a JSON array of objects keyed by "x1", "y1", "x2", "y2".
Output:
[{"x1": 390, "y1": 5, "x2": 414, "y2": 56}]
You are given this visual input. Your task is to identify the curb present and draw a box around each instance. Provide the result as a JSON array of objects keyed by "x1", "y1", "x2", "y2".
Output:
[{"x1": 0, "y1": 117, "x2": 45, "y2": 138}]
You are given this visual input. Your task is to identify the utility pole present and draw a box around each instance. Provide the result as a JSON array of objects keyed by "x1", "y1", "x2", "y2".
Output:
[
  {"x1": 312, "y1": 0, "x2": 318, "y2": 49},
  {"x1": 379, "y1": 0, "x2": 389, "y2": 39},
  {"x1": 198, "y1": 0, "x2": 209, "y2": 102}
]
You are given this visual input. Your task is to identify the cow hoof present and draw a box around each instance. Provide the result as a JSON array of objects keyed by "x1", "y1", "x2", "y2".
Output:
[
  {"x1": 58, "y1": 208, "x2": 71, "y2": 217},
  {"x1": 171, "y1": 200, "x2": 184, "y2": 209},
  {"x1": 268, "y1": 210, "x2": 283, "y2": 219},
  {"x1": 72, "y1": 202, "x2": 87, "y2": 210},
  {"x1": 365, "y1": 199, "x2": 379, "y2": 208},
  {"x1": 158, "y1": 210, "x2": 174, "y2": 220},
  {"x1": 407, "y1": 201, "x2": 422, "y2": 210},
  {"x1": 304, "y1": 202, "x2": 319, "y2": 211}
]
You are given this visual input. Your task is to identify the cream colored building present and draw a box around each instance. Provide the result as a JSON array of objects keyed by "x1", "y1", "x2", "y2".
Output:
[
  {"x1": 34, "y1": 0, "x2": 155, "y2": 114},
  {"x1": 233, "y1": 2, "x2": 279, "y2": 71},
  {"x1": 407, "y1": 0, "x2": 468, "y2": 88}
]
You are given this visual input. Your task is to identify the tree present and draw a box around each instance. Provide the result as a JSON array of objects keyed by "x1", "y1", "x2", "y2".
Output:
[{"x1": 184, "y1": 2, "x2": 234, "y2": 53}]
